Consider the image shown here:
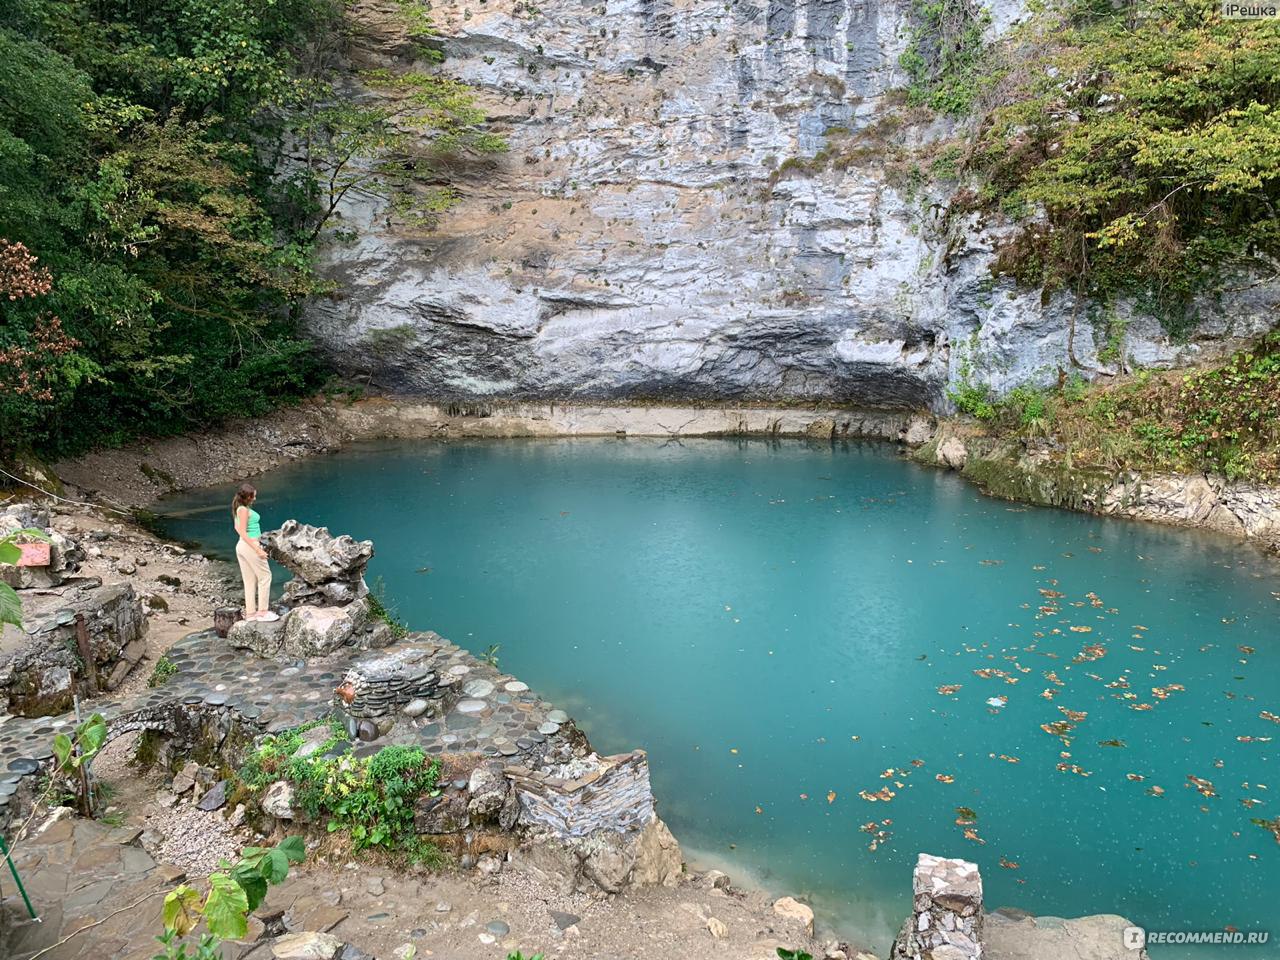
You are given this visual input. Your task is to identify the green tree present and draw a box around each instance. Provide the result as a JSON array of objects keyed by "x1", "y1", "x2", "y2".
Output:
[
  {"x1": 967, "y1": 0, "x2": 1280, "y2": 333},
  {"x1": 0, "y1": 0, "x2": 501, "y2": 456}
]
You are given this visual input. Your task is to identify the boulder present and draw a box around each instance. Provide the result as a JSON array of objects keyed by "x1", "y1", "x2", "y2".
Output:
[
  {"x1": 466, "y1": 763, "x2": 510, "y2": 825},
  {"x1": 628, "y1": 816, "x2": 682, "y2": 887},
  {"x1": 271, "y1": 931, "x2": 343, "y2": 960},
  {"x1": 228, "y1": 615, "x2": 290, "y2": 658},
  {"x1": 516, "y1": 815, "x2": 682, "y2": 895},
  {"x1": 171, "y1": 761, "x2": 200, "y2": 795},
  {"x1": 937, "y1": 437, "x2": 969, "y2": 471},
  {"x1": 263, "y1": 520, "x2": 372, "y2": 597},
  {"x1": 196, "y1": 780, "x2": 229, "y2": 812},
  {"x1": 984, "y1": 911, "x2": 1150, "y2": 960},
  {"x1": 773, "y1": 896, "x2": 816, "y2": 936},
  {"x1": 262, "y1": 781, "x2": 296, "y2": 820},
  {"x1": 281, "y1": 599, "x2": 369, "y2": 656},
  {"x1": 903, "y1": 415, "x2": 936, "y2": 446},
  {"x1": 414, "y1": 792, "x2": 470, "y2": 834}
]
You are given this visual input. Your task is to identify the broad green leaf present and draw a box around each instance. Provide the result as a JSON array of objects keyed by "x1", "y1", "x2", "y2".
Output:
[
  {"x1": 162, "y1": 884, "x2": 204, "y2": 936},
  {"x1": 79, "y1": 714, "x2": 108, "y2": 758},
  {"x1": 277, "y1": 835, "x2": 306, "y2": 864},
  {"x1": 0, "y1": 583, "x2": 21, "y2": 628},
  {"x1": 203, "y1": 872, "x2": 249, "y2": 940},
  {"x1": 0, "y1": 542, "x2": 20, "y2": 565},
  {"x1": 52, "y1": 732, "x2": 73, "y2": 771},
  {"x1": 262, "y1": 848, "x2": 289, "y2": 884},
  {"x1": 230, "y1": 861, "x2": 269, "y2": 912}
]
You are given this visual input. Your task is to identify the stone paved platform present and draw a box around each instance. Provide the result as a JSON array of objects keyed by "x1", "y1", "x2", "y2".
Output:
[
  {"x1": 0, "y1": 629, "x2": 574, "y2": 823},
  {"x1": 1, "y1": 812, "x2": 175, "y2": 960}
]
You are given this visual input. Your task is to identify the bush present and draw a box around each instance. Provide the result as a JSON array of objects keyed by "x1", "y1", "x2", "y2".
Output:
[
  {"x1": 241, "y1": 726, "x2": 444, "y2": 859},
  {"x1": 969, "y1": 0, "x2": 1280, "y2": 333}
]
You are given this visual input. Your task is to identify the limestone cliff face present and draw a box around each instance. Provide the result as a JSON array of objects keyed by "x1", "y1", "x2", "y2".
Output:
[{"x1": 306, "y1": 0, "x2": 1278, "y2": 409}]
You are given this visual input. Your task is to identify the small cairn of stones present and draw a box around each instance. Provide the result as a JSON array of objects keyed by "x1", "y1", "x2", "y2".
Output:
[
  {"x1": 336, "y1": 642, "x2": 442, "y2": 719},
  {"x1": 226, "y1": 520, "x2": 394, "y2": 659}
]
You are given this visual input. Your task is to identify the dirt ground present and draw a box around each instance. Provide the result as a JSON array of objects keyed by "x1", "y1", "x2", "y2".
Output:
[{"x1": 84, "y1": 733, "x2": 862, "y2": 960}]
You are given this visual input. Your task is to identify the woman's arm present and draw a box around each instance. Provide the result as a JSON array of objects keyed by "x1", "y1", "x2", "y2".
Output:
[{"x1": 235, "y1": 507, "x2": 268, "y2": 558}]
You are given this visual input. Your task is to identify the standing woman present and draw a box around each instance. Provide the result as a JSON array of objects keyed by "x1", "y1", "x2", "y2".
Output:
[{"x1": 233, "y1": 483, "x2": 278, "y2": 622}]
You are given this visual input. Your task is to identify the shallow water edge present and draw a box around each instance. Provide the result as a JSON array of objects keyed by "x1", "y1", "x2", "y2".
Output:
[{"x1": 49, "y1": 397, "x2": 1280, "y2": 557}]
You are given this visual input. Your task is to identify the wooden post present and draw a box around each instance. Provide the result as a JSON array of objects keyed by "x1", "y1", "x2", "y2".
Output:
[{"x1": 74, "y1": 613, "x2": 99, "y2": 694}]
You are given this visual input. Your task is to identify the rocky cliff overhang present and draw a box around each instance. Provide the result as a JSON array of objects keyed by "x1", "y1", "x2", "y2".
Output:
[{"x1": 304, "y1": 0, "x2": 1278, "y2": 411}]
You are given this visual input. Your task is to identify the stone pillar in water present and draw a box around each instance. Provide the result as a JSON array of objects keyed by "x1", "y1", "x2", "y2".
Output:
[{"x1": 890, "y1": 853, "x2": 984, "y2": 960}]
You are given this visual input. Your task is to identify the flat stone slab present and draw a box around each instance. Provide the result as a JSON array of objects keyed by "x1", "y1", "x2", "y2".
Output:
[{"x1": 986, "y1": 911, "x2": 1148, "y2": 960}]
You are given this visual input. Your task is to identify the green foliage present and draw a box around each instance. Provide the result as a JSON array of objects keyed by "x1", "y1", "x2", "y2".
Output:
[
  {"x1": 777, "y1": 950, "x2": 814, "y2": 960},
  {"x1": 481, "y1": 643, "x2": 502, "y2": 668},
  {"x1": 900, "y1": 0, "x2": 991, "y2": 114},
  {"x1": 507, "y1": 954, "x2": 546, "y2": 960},
  {"x1": 0, "y1": 0, "x2": 500, "y2": 456},
  {"x1": 52, "y1": 712, "x2": 107, "y2": 816},
  {"x1": 148, "y1": 654, "x2": 177, "y2": 688},
  {"x1": 999, "y1": 386, "x2": 1051, "y2": 433},
  {"x1": 312, "y1": 745, "x2": 441, "y2": 853},
  {"x1": 0, "y1": 527, "x2": 49, "y2": 627},
  {"x1": 238, "y1": 717, "x2": 342, "y2": 788},
  {"x1": 946, "y1": 334, "x2": 997, "y2": 420},
  {"x1": 975, "y1": 334, "x2": 1280, "y2": 484},
  {"x1": 950, "y1": 381, "x2": 997, "y2": 420},
  {"x1": 153, "y1": 837, "x2": 303, "y2": 960},
  {"x1": 367, "y1": 577, "x2": 409, "y2": 639},
  {"x1": 970, "y1": 0, "x2": 1280, "y2": 333},
  {"x1": 241, "y1": 724, "x2": 443, "y2": 858}
]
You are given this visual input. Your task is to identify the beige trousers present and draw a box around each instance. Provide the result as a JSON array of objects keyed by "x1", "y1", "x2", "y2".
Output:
[{"x1": 236, "y1": 539, "x2": 272, "y2": 614}]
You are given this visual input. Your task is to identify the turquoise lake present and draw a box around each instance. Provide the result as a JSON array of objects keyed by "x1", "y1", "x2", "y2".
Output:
[{"x1": 155, "y1": 438, "x2": 1280, "y2": 957}]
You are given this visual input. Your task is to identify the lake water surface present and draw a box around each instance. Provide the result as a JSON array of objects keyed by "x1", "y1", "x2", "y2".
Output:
[{"x1": 156, "y1": 439, "x2": 1280, "y2": 957}]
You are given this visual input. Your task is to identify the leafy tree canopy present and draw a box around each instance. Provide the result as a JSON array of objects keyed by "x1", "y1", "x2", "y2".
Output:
[{"x1": 0, "y1": 0, "x2": 502, "y2": 456}]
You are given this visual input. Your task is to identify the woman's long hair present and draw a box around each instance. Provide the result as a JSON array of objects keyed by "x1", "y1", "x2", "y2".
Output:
[{"x1": 231, "y1": 483, "x2": 257, "y2": 518}]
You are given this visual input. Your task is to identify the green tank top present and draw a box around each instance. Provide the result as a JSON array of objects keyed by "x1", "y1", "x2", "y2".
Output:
[{"x1": 245, "y1": 508, "x2": 261, "y2": 539}]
